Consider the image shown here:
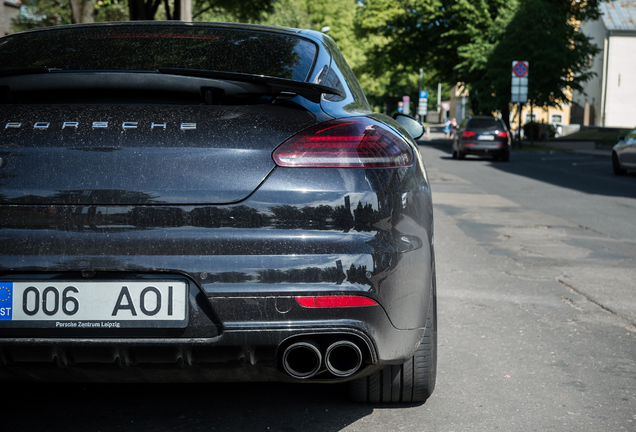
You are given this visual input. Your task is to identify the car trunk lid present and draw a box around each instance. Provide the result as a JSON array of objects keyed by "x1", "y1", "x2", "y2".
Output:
[{"x1": 0, "y1": 104, "x2": 319, "y2": 205}]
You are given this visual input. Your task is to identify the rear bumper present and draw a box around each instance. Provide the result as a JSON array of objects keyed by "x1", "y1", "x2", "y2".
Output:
[
  {"x1": 0, "y1": 302, "x2": 426, "y2": 383},
  {"x1": 0, "y1": 265, "x2": 430, "y2": 382},
  {"x1": 460, "y1": 142, "x2": 509, "y2": 156},
  {"x1": 0, "y1": 166, "x2": 434, "y2": 382}
]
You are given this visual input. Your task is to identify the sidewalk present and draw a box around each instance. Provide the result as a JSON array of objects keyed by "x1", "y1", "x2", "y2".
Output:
[
  {"x1": 419, "y1": 124, "x2": 612, "y2": 157},
  {"x1": 548, "y1": 140, "x2": 612, "y2": 157}
]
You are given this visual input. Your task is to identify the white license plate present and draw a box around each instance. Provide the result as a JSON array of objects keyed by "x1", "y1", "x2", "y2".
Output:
[
  {"x1": 478, "y1": 135, "x2": 495, "y2": 141},
  {"x1": 0, "y1": 281, "x2": 187, "y2": 328}
]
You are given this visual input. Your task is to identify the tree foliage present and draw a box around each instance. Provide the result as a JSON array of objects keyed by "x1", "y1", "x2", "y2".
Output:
[
  {"x1": 355, "y1": 0, "x2": 603, "y2": 117},
  {"x1": 13, "y1": 0, "x2": 126, "y2": 30}
]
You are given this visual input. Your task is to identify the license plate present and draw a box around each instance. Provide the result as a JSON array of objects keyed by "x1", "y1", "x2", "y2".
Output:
[
  {"x1": 478, "y1": 135, "x2": 495, "y2": 141},
  {"x1": 0, "y1": 281, "x2": 187, "y2": 328}
]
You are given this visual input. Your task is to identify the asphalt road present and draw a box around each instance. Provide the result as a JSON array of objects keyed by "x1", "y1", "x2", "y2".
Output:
[{"x1": 2, "y1": 142, "x2": 635, "y2": 432}]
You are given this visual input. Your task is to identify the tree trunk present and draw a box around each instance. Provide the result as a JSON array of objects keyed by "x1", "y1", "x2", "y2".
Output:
[
  {"x1": 69, "y1": 0, "x2": 95, "y2": 23},
  {"x1": 128, "y1": 0, "x2": 190, "y2": 20},
  {"x1": 173, "y1": 0, "x2": 192, "y2": 20},
  {"x1": 128, "y1": 0, "x2": 162, "y2": 20},
  {"x1": 501, "y1": 105, "x2": 510, "y2": 131}
]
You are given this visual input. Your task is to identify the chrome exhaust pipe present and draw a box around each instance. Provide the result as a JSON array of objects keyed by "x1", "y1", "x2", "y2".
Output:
[
  {"x1": 325, "y1": 340, "x2": 363, "y2": 377},
  {"x1": 282, "y1": 340, "x2": 322, "y2": 379}
]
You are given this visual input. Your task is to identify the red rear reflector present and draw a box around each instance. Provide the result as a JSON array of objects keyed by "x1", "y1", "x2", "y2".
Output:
[
  {"x1": 273, "y1": 118, "x2": 413, "y2": 168},
  {"x1": 497, "y1": 131, "x2": 509, "y2": 138},
  {"x1": 462, "y1": 131, "x2": 476, "y2": 138},
  {"x1": 295, "y1": 296, "x2": 378, "y2": 308}
]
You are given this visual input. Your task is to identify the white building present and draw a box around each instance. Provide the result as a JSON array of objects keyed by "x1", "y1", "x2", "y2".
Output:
[
  {"x1": 573, "y1": 0, "x2": 636, "y2": 128},
  {"x1": 1, "y1": 0, "x2": 20, "y2": 36}
]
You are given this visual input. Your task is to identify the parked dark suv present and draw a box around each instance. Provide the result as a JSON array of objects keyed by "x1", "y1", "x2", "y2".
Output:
[{"x1": 452, "y1": 116, "x2": 511, "y2": 162}]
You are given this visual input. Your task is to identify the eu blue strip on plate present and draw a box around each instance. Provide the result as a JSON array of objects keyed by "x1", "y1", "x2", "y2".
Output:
[{"x1": 0, "y1": 282, "x2": 13, "y2": 320}]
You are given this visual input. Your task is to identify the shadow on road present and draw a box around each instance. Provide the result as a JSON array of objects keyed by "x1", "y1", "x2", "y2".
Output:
[
  {"x1": 419, "y1": 136, "x2": 636, "y2": 200},
  {"x1": 1, "y1": 380, "x2": 420, "y2": 432}
]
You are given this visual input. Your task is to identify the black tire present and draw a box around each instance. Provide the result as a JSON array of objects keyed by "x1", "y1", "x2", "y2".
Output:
[
  {"x1": 452, "y1": 150, "x2": 458, "y2": 159},
  {"x1": 349, "y1": 298, "x2": 437, "y2": 404},
  {"x1": 457, "y1": 150, "x2": 465, "y2": 160},
  {"x1": 612, "y1": 152, "x2": 626, "y2": 175}
]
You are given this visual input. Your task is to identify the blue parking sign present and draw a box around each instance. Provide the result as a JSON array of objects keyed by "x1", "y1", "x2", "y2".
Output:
[
  {"x1": 0, "y1": 282, "x2": 12, "y2": 320},
  {"x1": 420, "y1": 91, "x2": 428, "y2": 99}
]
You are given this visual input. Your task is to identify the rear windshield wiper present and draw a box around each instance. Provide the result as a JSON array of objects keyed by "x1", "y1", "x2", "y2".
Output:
[
  {"x1": 0, "y1": 66, "x2": 52, "y2": 78},
  {"x1": 158, "y1": 67, "x2": 342, "y2": 103}
]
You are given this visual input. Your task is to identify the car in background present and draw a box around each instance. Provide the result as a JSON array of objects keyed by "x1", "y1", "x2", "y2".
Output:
[
  {"x1": 452, "y1": 115, "x2": 511, "y2": 162},
  {"x1": 612, "y1": 127, "x2": 636, "y2": 175},
  {"x1": 0, "y1": 22, "x2": 436, "y2": 404}
]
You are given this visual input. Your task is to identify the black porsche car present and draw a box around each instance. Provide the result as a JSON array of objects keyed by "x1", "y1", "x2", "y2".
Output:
[{"x1": 0, "y1": 22, "x2": 436, "y2": 404}]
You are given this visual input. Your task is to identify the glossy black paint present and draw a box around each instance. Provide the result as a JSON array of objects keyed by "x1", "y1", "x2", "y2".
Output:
[
  {"x1": 0, "y1": 104, "x2": 326, "y2": 205},
  {"x1": 0, "y1": 22, "x2": 435, "y2": 384}
]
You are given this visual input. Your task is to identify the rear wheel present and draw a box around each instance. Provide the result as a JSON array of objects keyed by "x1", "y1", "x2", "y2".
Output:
[
  {"x1": 612, "y1": 152, "x2": 626, "y2": 175},
  {"x1": 349, "y1": 298, "x2": 437, "y2": 404},
  {"x1": 457, "y1": 150, "x2": 465, "y2": 160}
]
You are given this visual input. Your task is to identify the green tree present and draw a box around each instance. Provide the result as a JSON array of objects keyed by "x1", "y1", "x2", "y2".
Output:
[
  {"x1": 194, "y1": 0, "x2": 310, "y2": 26},
  {"x1": 13, "y1": 0, "x2": 72, "y2": 30},
  {"x1": 13, "y1": 0, "x2": 274, "y2": 30},
  {"x1": 474, "y1": 0, "x2": 602, "y2": 116},
  {"x1": 355, "y1": 0, "x2": 603, "y2": 121},
  {"x1": 13, "y1": 0, "x2": 126, "y2": 30}
]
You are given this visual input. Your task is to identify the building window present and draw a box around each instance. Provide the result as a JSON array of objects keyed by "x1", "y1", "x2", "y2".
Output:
[
  {"x1": 525, "y1": 113, "x2": 537, "y2": 123},
  {"x1": 551, "y1": 114, "x2": 563, "y2": 124}
]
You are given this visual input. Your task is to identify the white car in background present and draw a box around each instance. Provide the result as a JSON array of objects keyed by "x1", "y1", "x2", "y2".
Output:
[{"x1": 612, "y1": 127, "x2": 636, "y2": 175}]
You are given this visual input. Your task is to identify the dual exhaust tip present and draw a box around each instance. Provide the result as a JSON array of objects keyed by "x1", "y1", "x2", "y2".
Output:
[{"x1": 282, "y1": 339, "x2": 363, "y2": 379}]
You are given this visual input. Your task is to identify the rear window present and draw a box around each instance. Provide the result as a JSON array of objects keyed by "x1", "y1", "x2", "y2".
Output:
[
  {"x1": 467, "y1": 119, "x2": 504, "y2": 130},
  {"x1": 0, "y1": 25, "x2": 317, "y2": 81}
]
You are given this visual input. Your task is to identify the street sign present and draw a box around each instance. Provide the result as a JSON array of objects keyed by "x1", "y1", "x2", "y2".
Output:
[
  {"x1": 512, "y1": 61, "x2": 529, "y2": 77},
  {"x1": 441, "y1": 101, "x2": 450, "y2": 111},
  {"x1": 402, "y1": 96, "x2": 410, "y2": 115},
  {"x1": 418, "y1": 91, "x2": 428, "y2": 116},
  {"x1": 511, "y1": 61, "x2": 529, "y2": 103}
]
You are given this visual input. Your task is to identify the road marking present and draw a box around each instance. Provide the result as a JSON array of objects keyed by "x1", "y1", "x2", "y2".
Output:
[{"x1": 433, "y1": 192, "x2": 521, "y2": 208}]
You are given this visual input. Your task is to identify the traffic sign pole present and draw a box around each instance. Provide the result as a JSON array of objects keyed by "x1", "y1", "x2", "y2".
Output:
[
  {"x1": 418, "y1": 90, "x2": 428, "y2": 119},
  {"x1": 511, "y1": 61, "x2": 529, "y2": 104},
  {"x1": 511, "y1": 61, "x2": 529, "y2": 148}
]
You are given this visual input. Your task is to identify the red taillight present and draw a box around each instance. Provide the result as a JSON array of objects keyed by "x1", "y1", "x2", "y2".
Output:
[
  {"x1": 272, "y1": 118, "x2": 413, "y2": 168},
  {"x1": 295, "y1": 296, "x2": 378, "y2": 308},
  {"x1": 497, "y1": 131, "x2": 508, "y2": 138},
  {"x1": 462, "y1": 131, "x2": 476, "y2": 138}
]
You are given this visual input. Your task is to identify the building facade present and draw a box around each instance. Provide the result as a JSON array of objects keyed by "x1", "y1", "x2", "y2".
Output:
[
  {"x1": 573, "y1": 0, "x2": 636, "y2": 128},
  {"x1": 1, "y1": 0, "x2": 20, "y2": 36}
]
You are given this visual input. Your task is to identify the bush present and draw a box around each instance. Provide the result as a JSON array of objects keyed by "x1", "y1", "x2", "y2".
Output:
[
  {"x1": 522, "y1": 122, "x2": 539, "y2": 140},
  {"x1": 522, "y1": 122, "x2": 555, "y2": 140}
]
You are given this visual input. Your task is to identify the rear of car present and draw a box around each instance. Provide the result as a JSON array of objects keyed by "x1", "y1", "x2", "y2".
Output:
[
  {"x1": 612, "y1": 127, "x2": 636, "y2": 175},
  {"x1": 453, "y1": 116, "x2": 510, "y2": 161},
  {"x1": 0, "y1": 23, "x2": 436, "y2": 403}
]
